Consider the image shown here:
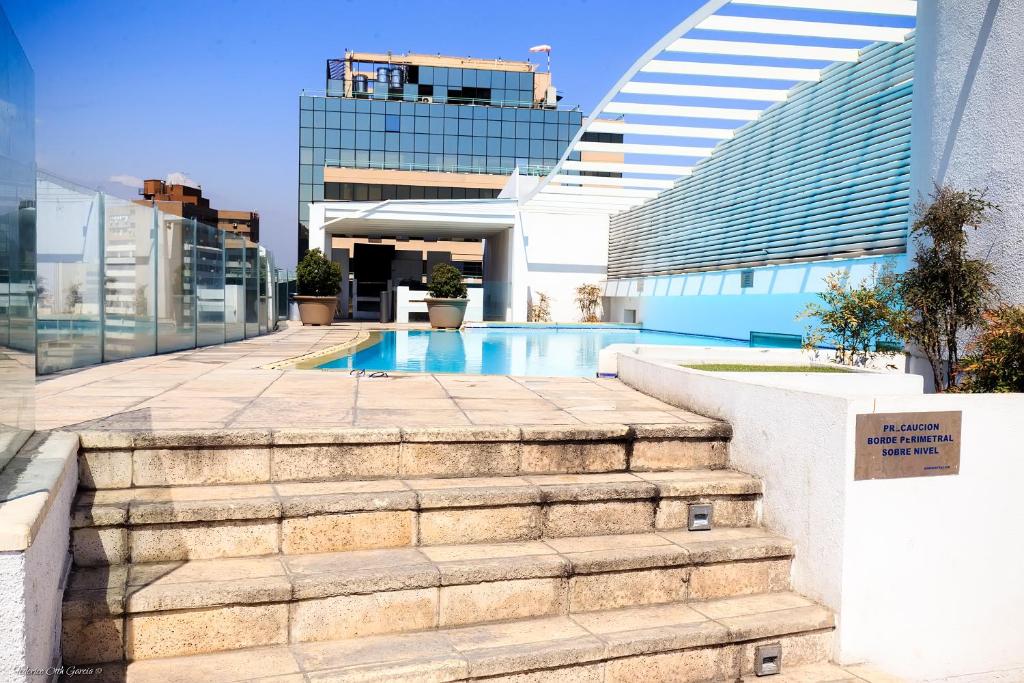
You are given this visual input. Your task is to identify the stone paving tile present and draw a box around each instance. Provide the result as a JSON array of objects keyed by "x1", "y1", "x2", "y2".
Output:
[
  {"x1": 465, "y1": 410, "x2": 582, "y2": 425},
  {"x1": 454, "y1": 398, "x2": 558, "y2": 411},
  {"x1": 566, "y1": 410, "x2": 686, "y2": 424},
  {"x1": 354, "y1": 409, "x2": 472, "y2": 427},
  {"x1": 38, "y1": 323, "x2": 714, "y2": 431}
]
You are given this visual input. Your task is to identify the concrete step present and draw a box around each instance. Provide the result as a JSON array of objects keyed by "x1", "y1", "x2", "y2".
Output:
[
  {"x1": 74, "y1": 422, "x2": 732, "y2": 490},
  {"x1": 62, "y1": 527, "x2": 794, "y2": 665},
  {"x1": 70, "y1": 469, "x2": 762, "y2": 566},
  {"x1": 114, "y1": 590, "x2": 833, "y2": 682}
]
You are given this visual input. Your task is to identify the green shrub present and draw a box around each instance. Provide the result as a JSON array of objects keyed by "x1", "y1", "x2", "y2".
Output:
[
  {"x1": 798, "y1": 262, "x2": 904, "y2": 364},
  {"x1": 956, "y1": 306, "x2": 1024, "y2": 393},
  {"x1": 428, "y1": 262, "x2": 467, "y2": 299},
  {"x1": 296, "y1": 248, "x2": 342, "y2": 297},
  {"x1": 899, "y1": 185, "x2": 998, "y2": 391}
]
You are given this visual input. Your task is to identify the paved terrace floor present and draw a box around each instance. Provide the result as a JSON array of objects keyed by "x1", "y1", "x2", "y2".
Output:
[{"x1": 36, "y1": 323, "x2": 710, "y2": 432}]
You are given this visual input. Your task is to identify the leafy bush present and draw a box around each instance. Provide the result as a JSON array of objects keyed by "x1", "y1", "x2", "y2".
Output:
[
  {"x1": 956, "y1": 306, "x2": 1024, "y2": 393},
  {"x1": 798, "y1": 262, "x2": 904, "y2": 365},
  {"x1": 296, "y1": 248, "x2": 342, "y2": 297},
  {"x1": 575, "y1": 283, "x2": 602, "y2": 323},
  {"x1": 528, "y1": 291, "x2": 552, "y2": 323},
  {"x1": 428, "y1": 262, "x2": 467, "y2": 299},
  {"x1": 899, "y1": 186, "x2": 997, "y2": 391}
]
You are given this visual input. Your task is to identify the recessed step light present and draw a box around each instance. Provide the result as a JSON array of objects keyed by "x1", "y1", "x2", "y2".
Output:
[
  {"x1": 688, "y1": 503, "x2": 713, "y2": 531},
  {"x1": 755, "y1": 643, "x2": 782, "y2": 676}
]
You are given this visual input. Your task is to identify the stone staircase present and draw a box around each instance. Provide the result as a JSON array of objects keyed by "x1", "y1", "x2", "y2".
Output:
[{"x1": 62, "y1": 422, "x2": 835, "y2": 681}]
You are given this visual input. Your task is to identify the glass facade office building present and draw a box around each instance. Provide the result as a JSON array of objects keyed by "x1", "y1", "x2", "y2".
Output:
[{"x1": 297, "y1": 55, "x2": 586, "y2": 255}]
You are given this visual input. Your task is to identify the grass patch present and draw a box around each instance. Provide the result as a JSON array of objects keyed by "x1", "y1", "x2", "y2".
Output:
[{"x1": 682, "y1": 363, "x2": 853, "y2": 373}]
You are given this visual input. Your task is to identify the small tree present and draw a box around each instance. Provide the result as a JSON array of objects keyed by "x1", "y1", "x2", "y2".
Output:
[
  {"x1": 899, "y1": 186, "x2": 997, "y2": 391},
  {"x1": 65, "y1": 282, "x2": 84, "y2": 312},
  {"x1": 296, "y1": 248, "x2": 342, "y2": 297},
  {"x1": 575, "y1": 283, "x2": 602, "y2": 323},
  {"x1": 956, "y1": 306, "x2": 1024, "y2": 393},
  {"x1": 798, "y1": 262, "x2": 904, "y2": 365},
  {"x1": 528, "y1": 291, "x2": 552, "y2": 323},
  {"x1": 35, "y1": 276, "x2": 50, "y2": 309},
  {"x1": 428, "y1": 262, "x2": 467, "y2": 299}
]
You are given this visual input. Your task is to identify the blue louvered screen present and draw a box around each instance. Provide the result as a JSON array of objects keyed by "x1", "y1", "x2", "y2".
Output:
[{"x1": 608, "y1": 36, "x2": 914, "y2": 279}]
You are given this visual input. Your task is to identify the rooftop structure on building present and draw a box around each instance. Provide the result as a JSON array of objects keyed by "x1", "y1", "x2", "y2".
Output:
[{"x1": 138, "y1": 179, "x2": 260, "y2": 242}]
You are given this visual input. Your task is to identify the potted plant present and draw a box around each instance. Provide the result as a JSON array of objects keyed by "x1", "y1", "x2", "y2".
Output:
[
  {"x1": 425, "y1": 262, "x2": 468, "y2": 329},
  {"x1": 294, "y1": 248, "x2": 342, "y2": 326}
]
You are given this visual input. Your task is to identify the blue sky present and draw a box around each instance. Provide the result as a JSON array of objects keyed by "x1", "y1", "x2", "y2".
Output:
[{"x1": 4, "y1": 0, "x2": 705, "y2": 266}]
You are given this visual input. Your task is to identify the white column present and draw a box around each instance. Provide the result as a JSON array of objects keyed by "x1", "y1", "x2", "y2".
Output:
[
  {"x1": 509, "y1": 211, "x2": 530, "y2": 321},
  {"x1": 306, "y1": 202, "x2": 331, "y2": 255}
]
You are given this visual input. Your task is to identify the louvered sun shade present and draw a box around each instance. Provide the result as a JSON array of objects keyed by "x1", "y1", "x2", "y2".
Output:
[
  {"x1": 608, "y1": 36, "x2": 915, "y2": 277},
  {"x1": 522, "y1": 0, "x2": 917, "y2": 228}
]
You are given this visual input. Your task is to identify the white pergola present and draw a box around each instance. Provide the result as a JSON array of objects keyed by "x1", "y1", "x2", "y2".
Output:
[{"x1": 523, "y1": 0, "x2": 917, "y2": 215}]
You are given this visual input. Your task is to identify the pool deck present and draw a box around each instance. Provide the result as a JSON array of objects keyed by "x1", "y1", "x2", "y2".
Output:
[{"x1": 36, "y1": 322, "x2": 714, "y2": 432}]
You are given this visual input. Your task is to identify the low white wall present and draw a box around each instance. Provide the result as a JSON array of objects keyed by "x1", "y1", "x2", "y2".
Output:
[
  {"x1": 618, "y1": 353, "x2": 1024, "y2": 680},
  {"x1": 599, "y1": 343, "x2": 911, "y2": 379},
  {"x1": 841, "y1": 393, "x2": 1024, "y2": 678},
  {"x1": 0, "y1": 432, "x2": 78, "y2": 681},
  {"x1": 394, "y1": 286, "x2": 484, "y2": 323}
]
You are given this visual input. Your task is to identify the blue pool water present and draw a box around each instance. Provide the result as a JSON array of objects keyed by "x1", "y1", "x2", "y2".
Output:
[{"x1": 317, "y1": 326, "x2": 748, "y2": 376}]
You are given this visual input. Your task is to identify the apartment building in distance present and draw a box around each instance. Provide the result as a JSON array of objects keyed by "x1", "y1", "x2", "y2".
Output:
[{"x1": 138, "y1": 179, "x2": 260, "y2": 242}]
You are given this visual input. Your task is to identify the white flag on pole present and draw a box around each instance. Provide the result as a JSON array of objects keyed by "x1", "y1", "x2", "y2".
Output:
[{"x1": 529, "y1": 44, "x2": 552, "y2": 53}]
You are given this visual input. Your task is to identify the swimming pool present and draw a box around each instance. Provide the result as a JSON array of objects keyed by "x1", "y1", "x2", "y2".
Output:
[{"x1": 316, "y1": 326, "x2": 748, "y2": 376}]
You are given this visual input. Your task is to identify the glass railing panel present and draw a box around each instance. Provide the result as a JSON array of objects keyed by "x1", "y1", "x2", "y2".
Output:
[
  {"x1": 35, "y1": 174, "x2": 102, "y2": 373},
  {"x1": 258, "y1": 247, "x2": 269, "y2": 334},
  {"x1": 224, "y1": 235, "x2": 246, "y2": 342},
  {"x1": 0, "y1": 8, "x2": 35, "y2": 460},
  {"x1": 244, "y1": 241, "x2": 259, "y2": 338},
  {"x1": 195, "y1": 220, "x2": 225, "y2": 346},
  {"x1": 102, "y1": 196, "x2": 156, "y2": 361},
  {"x1": 156, "y1": 213, "x2": 196, "y2": 353}
]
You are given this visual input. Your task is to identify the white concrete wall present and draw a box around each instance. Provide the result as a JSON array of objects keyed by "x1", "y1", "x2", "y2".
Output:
[
  {"x1": 0, "y1": 434, "x2": 78, "y2": 681},
  {"x1": 618, "y1": 353, "x2": 1024, "y2": 680},
  {"x1": 516, "y1": 208, "x2": 609, "y2": 323},
  {"x1": 394, "y1": 286, "x2": 483, "y2": 323},
  {"x1": 910, "y1": 0, "x2": 1024, "y2": 306},
  {"x1": 840, "y1": 393, "x2": 1024, "y2": 679}
]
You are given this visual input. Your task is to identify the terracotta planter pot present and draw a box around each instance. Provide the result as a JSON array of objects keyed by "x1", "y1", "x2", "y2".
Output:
[
  {"x1": 425, "y1": 297, "x2": 468, "y2": 329},
  {"x1": 294, "y1": 295, "x2": 338, "y2": 326}
]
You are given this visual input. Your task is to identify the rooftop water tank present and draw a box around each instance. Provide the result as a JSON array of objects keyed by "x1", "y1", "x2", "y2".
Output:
[{"x1": 389, "y1": 67, "x2": 405, "y2": 88}]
